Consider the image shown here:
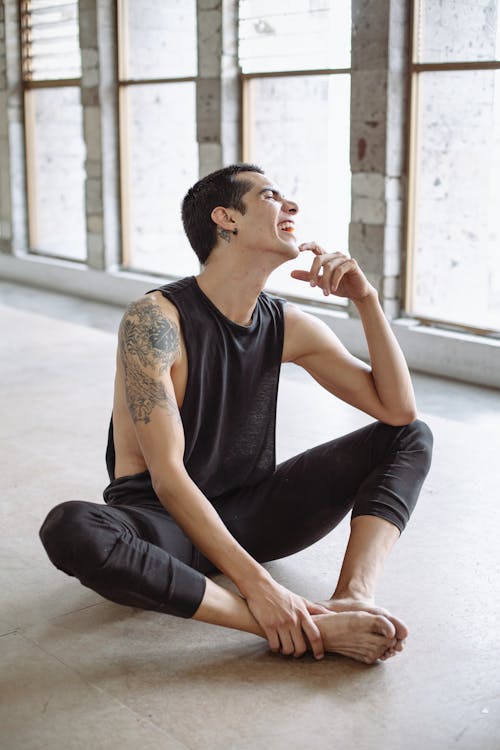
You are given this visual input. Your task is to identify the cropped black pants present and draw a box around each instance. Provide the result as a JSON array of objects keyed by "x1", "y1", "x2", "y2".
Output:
[{"x1": 39, "y1": 419, "x2": 433, "y2": 619}]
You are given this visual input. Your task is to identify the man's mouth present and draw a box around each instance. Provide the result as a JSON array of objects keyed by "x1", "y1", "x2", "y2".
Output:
[{"x1": 278, "y1": 221, "x2": 295, "y2": 234}]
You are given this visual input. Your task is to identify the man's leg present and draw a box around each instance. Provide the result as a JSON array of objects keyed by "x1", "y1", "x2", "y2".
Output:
[
  {"x1": 322, "y1": 515, "x2": 406, "y2": 659},
  {"x1": 331, "y1": 516, "x2": 400, "y2": 604},
  {"x1": 192, "y1": 578, "x2": 399, "y2": 664},
  {"x1": 39, "y1": 498, "x2": 207, "y2": 617},
  {"x1": 40, "y1": 497, "x2": 398, "y2": 663},
  {"x1": 322, "y1": 419, "x2": 433, "y2": 652},
  {"x1": 212, "y1": 418, "x2": 433, "y2": 654}
]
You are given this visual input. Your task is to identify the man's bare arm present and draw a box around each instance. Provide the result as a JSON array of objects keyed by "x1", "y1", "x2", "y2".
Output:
[
  {"x1": 119, "y1": 297, "x2": 181, "y2": 423},
  {"x1": 118, "y1": 295, "x2": 326, "y2": 658},
  {"x1": 287, "y1": 246, "x2": 417, "y2": 426}
]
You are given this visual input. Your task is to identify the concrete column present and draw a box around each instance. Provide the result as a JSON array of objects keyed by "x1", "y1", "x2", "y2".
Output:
[
  {"x1": 197, "y1": 0, "x2": 240, "y2": 177},
  {"x1": 349, "y1": 0, "x2": 410, "y2": 319},
  {"x1": 79, "y1": 0, "x2": 120, "y2": 270},
  {"x1": 1, "y1": 0, "x2": 28, "y2": 255}
]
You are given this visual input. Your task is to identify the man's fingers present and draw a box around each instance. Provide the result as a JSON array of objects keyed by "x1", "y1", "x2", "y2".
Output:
[
  {"x1": 298, "y1": 241, "x2": 325, "y2": 256},
  {"x1": 290, "y1": 269, "x2": 312, "y2": 282},
  {"x1": 278, "y1": 630, "x2": 295, "y2": 657},
  {"x1": 321, "y1": 263, "x2": 334, "y2": 296},
  {"x1": 306, "y1": 601, "x2": 330, "y2": 615},
  {"x1": 266, "y1": 629, "x2": 281, "y2": 653},
  {"x1": 290, "y1": 630, "x2": 308, "y2": 659},
  {"x1": 330, "y1": 259, "x2": 354, "y2": 293},
  {"x1": 309, "y1": 255, "x2": 324, "y2": 286},
  {"x1": 301, "y1": 616, "x2": 325, "y2": 660}
]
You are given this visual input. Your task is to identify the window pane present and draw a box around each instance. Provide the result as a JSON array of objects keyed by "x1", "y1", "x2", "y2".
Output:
[
  {"x1": 415, "y1": 0, "x2": 500, "y2": 63},
  {"x1": 123, "y1": 0, "x2": 197, "y2": 79},
  {"x1": 28, "y1": 87, "x2": 86, "y2": 261},
  {"x1": 239, "y1": 0, "x2": 351, "y2": 73},
  {"x1": 246, "y1": 74, "x2": 351, "y2": 303},
  {"x1": 124, "y1": 82, "x2": 199, "y2": 276},
  {"x1": 411, "y1": 70, "x2": 500, "y2": 332}
]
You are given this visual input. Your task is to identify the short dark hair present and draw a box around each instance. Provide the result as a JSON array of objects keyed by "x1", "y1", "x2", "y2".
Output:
[{"x1": 181, "y1": 163, "x2": 264, "y2": 264}]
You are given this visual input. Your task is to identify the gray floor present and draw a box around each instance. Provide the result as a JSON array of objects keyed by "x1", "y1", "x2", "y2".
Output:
[{"x1": 1, "y1": 280, "x2": 499, "y2": 750}]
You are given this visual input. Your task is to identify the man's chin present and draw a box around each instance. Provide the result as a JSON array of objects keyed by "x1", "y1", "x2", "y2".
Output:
[{"x1": 279, "y1": 238, "x2": 300, "y2": 258}]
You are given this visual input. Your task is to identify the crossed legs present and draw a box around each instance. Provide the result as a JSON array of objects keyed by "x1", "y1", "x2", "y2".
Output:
[
  {"x1": 40, "y1": 420, "x2": 432, "y2": 664},
  {"x1": 192, "y1": 514, "x2": 404, "y2": 664}
]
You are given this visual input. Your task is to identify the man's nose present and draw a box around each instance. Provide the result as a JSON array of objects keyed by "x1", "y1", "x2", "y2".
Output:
[{"x1": 285, "y1": 199, "x2": 298, "y2": 215}]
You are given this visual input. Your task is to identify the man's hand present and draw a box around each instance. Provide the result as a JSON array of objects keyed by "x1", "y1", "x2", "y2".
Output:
[
  {"x1": 291, "y1": 242, "x2": 376, "y2": 302},
  {"x1": 241, "y1": 574, "x2": 329, "y2": 660}
]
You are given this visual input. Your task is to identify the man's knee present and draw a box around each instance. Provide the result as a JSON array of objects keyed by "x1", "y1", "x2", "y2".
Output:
[
  {"x1": 403, "y1": 419, "x2": 433, "y2": 471},
  {"x1": 39, "y1": 500, "x2": 114, "y2": 577}
]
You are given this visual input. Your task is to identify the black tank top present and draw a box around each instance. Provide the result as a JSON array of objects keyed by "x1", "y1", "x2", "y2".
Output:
[{"x1": 105, "y1": 276, "x2": 286, "y2": 501}]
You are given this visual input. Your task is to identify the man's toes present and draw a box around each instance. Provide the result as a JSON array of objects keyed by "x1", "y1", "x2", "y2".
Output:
[
  {"x1": 371, "y1": 615, "x2": 396, "y2": 639},
  {"x1": 379, "y1": 650, "x2": 396, "y2": 661},
  {"x1": 389, "y1": 615, "x2": 409, "y2": 640}
]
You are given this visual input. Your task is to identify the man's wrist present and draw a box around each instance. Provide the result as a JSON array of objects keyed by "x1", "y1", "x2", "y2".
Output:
[
  {"x1": 352, "y1": 285, "x2": 378, "y2": 307},
  {"x1": 235, "y1": 565, "x2": 273, "y2": 597}
]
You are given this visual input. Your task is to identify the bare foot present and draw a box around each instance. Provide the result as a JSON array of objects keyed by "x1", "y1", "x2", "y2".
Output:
[
  {"x1": 314, "y1": 611, "x2": 398, "y2": 664},
  {"x1": 319, "y1": 597, "x2": 408, "y2": 650}
]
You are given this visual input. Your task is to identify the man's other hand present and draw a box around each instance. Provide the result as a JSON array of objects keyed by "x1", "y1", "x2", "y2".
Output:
[{"x1": 291, "y1": 243, "x2": 376, "y2": 302}]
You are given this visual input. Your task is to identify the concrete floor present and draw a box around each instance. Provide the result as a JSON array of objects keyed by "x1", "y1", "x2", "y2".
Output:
[{"x1": 1, "y1": 279, "x2": 499, "y2": 750}]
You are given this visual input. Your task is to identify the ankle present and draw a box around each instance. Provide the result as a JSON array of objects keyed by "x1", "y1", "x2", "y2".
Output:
[{"x1": 331, "y1": 586, "x2": 375, "y2": 603}]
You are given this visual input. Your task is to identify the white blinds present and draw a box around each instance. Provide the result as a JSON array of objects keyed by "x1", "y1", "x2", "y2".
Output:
[
  {"x1": 21, "y1": 0, "x2": 82, "y2": 81},
  {"x1": 238, "y1": 0, "x2": 351, "y2": 74}
]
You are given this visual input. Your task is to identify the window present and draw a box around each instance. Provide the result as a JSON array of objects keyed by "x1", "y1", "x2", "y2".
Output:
[
  {"x1": 21, "y1": 0, "x2": 86, "y2": 261},
  {"x1": 239, "y1": 0, "x2": 351, "y2": 304},
  {"x1": 118, "y1": 0, "x2": 199, "y2": 277},
  {"x1": 407, "y1": 0, "x2": 500, "y2": 333}
]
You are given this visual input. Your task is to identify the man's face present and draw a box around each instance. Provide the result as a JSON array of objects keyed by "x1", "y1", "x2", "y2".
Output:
[{"x1": 234, "y1": 171, "x2": 300, "y2": 259}]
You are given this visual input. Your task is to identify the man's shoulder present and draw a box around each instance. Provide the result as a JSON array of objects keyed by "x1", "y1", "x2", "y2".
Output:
[
  {"x1": 120, "y1": 288, "x2": 182, "y2": 330},
  {"x1": 147, "y1": 275, "x2": 194, "y2": 299}
]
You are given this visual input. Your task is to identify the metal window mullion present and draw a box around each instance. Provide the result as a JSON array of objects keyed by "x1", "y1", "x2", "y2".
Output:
[
  {"x1": 23, "y1": 77, "x2": 81, "y2": 88},
  {"x1": 412, "y1": 60, "x2": 500, "y2": 73},
  {"x1": 118, "y1": 76, "x2": 197, "y2": 86},
  {"x1": 240, "y1": 67, "x2": 350, "y2": 79},
  {"x1": 118, "y1": 83, "x2": 132, "y2": 268},
  {"x1": 405, "y1": 70, "x2": 420, "y2": 318},
  {"x1": 117, "y1": 0, "x2": 129, "y2": 268},
  {"x1": 23, "y1": 88, "x2": 39, "y2": 251}
]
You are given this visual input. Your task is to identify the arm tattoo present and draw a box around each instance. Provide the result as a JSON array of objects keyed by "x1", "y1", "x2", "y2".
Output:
[
  {"x1": 119, "y1": 297, "x2": 181, "y2": 424},
  {"x1": 120, "y1": 297, "x2": 180, "y2": 372},
  {"x1": 122, "y1": 358, "x2": 179, "y2": 424}
]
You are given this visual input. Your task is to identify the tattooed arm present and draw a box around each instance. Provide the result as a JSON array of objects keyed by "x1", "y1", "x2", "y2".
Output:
[
  {"x1": 118, "y1": 294, "x2": 266, "y2": 590},
  {"x1": 119, "y1": 296, "x2": 182, "y2": 423}
]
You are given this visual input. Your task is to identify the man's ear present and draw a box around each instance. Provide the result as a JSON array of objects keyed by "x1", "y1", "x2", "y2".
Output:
[{"x1": 211, "y1": 206, "x2": 237, "y2": 232}]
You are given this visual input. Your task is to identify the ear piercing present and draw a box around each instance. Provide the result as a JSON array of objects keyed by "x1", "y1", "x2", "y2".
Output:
[{"x1": 232, "y1": 228, "x2": 238, "y2": 235}]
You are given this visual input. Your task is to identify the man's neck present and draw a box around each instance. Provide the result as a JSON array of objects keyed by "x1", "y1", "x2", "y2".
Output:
[{"x1": 195, "y1": 257, "x2": 273, "y2": 327}]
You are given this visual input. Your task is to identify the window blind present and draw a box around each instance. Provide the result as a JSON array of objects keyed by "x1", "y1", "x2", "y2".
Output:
[{"x1": 21, "y1": 0, "x2": 82, "y2": 82}]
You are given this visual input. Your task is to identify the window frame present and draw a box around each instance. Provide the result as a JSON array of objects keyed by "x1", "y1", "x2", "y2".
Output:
[
  {"x1": 19, "y1": 0, "x2": 86, "y2": 263},
  {"x1": 116, "y1": 0, "x2": 198, "y2": 272},
  {"x1": 405, "y1": 0, "x2": 500, "y2": 337}
]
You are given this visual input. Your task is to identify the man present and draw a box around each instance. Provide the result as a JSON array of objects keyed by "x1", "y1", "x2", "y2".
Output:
[{"x1": 40, "y1": 164, "x2": 433, "y2": 664}]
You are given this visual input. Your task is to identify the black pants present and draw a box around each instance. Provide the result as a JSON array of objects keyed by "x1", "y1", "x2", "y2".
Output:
[{"x1": 39, "y1": 420, "x2": 433, "y2": 619}]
